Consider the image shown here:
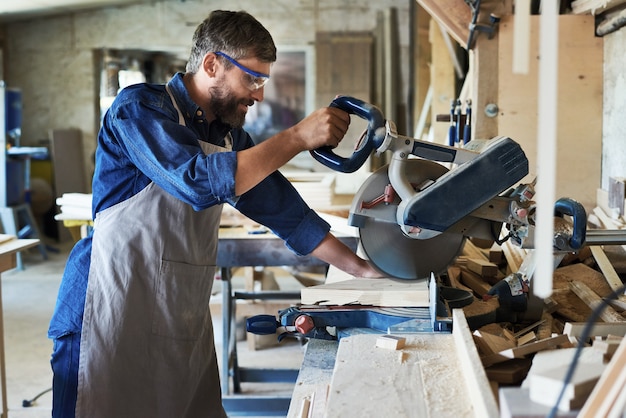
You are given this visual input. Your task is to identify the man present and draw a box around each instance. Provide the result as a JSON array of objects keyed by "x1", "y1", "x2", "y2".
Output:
[{"x1": 48, "y1": 9, "x2": 382, "y2": 418}]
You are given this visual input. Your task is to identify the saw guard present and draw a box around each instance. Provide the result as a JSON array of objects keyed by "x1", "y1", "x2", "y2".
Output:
[{"x1": 350, "y1": 159, "x2": 466, "y2": 280}]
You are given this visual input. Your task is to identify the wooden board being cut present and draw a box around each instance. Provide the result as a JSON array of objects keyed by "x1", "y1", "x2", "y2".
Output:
[
  {"x1": 300, "y1": 278, "x2": 429, "y2": 307},
  {"x1": 324, "y1": 310, "x2": 498, "y2": 417}
]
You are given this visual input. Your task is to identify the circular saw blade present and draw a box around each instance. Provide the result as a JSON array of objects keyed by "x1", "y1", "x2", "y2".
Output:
[{"x1": 356, "y1": 160, "x2": 466, "y2": 280}]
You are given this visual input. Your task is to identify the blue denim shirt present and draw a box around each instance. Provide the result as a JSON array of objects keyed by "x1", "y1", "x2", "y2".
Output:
[{"x1": 48, "y1": 72, "x2": 330, "y2": 338}]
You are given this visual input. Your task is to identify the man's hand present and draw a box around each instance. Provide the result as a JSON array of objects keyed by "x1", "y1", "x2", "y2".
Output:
[
  {"x1": 311, "y1": 233, "x2": 386, "y2": 279},
  {"x1": 290, "y1": 107, "x2": 351, "y2": 151},
  {"x1": 234, "y1": 107, "x2": 350, "y2": 196}
]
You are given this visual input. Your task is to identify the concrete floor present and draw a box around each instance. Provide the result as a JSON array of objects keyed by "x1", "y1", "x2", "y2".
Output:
[{"x1": 2, "y1": 240, "x2": 305, "y2": 417}]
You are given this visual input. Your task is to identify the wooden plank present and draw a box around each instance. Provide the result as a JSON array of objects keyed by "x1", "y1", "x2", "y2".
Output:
[
  {"x1": 517, "y1": 331, "x2": 537, "y2": 346},
  {"x1": 563, "y1": 321, "x2": 626, "y2": 338},
  {"x1": 501, "y1": 239, "x2": 526, "y2": 274},
  {"x1": 300, "y1": 278, "x2": 429, "y2": 307},
  {"x1": 499, "y1": 334, "x2": 570, "y2": 359},
  {"x1": 417, "y1": 0, "x2": 471, "y2": 48},
  {"x1": 413, "y1": 4, "x2": 432, "y2": 139},
  {"x1": 324, "y1": 311, "x2": 498, "y2": 417},
  {"x1": 528, "y1": 363, "x2": 603, "y2": 411},
  {"x1": 569, "y1": 281, "x2": 625, "y2": 323},
  {"x1": 590, "y1": 245, "x2": 625, "y2": 293},
  {"x1": 0, "y1": 238, "x2": 39, "y2": 256},
  {"x1": 428, "y1": 17, "x2": 456, "y2": 145},
  {"x1": 0, "y1": 235, "x2": 15, "y2": 246},
  {"x1": 452, "y1": 309, "x2": 499, "y2": 418},
  {"x1": 470, "y1": 28, "x2": 499, "y2": 140},
  {"x1": 459, "y1": 267, "x2": 492, "y2": 297},
  {"x1": 462, "y1": 238, "x2": 489, "y2": 261},
  {"x1": 593, "y1": 205, "x2": 625, "y2": 229},
  {"x1": 578, "y1": 335, "x2": 626, "y2": 417}
]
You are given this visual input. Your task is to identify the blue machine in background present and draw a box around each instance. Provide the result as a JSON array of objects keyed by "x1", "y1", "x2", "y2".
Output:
[
  {"x1": 5, "y1": 88, "x2": 21, "y2": 144},
  {"x1": 4, "y1": 87, "x2": 24, "y2": 206}
]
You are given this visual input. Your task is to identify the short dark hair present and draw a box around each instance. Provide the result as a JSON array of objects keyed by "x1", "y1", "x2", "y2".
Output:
[{"x1": 186, "y1": 10, "x2": 277, "y2": 74}]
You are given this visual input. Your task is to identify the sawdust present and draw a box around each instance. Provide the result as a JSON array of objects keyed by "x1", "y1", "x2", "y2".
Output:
[
  {"x1": 461, "y1": 297, "x2": 499, "y2": 329},
  {"x1": 551, "y1": 263, "x2": 616, "y2": 322},
  {"x1": 463, "y1": 296, "x2": 499, "y2": 316}
]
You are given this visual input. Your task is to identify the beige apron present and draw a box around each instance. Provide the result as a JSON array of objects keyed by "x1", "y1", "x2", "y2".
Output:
[{"x1": 76, "y1": 86, "x2": 230, "y2": 418}]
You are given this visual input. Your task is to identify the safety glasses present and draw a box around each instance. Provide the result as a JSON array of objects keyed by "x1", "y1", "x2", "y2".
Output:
[{"x1": 214, "y1": 51, "x2": 270, "y2": 91}]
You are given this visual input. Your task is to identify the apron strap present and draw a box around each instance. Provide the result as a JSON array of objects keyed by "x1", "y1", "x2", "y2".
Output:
[{"x1": 165, "y1": 82, "x2": 233, "y2": 151}]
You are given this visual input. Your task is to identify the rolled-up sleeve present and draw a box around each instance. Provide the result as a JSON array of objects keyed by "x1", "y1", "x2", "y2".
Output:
[{"x1": 234, "y1": 171, "x2": 330, "y2": 256}]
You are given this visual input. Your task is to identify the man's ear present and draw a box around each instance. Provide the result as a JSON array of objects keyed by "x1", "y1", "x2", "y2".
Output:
[{"x1": 203, "y1": 52, "x2": 218, "y2": 78}]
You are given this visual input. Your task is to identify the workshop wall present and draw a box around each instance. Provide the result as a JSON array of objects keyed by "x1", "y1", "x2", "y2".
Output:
[
  {"x1": 602, "y1": 28, "x2": 626, "y2": 192},
  {"x1": 3, "y1": 0, "x2": 411, "y2": 192}
]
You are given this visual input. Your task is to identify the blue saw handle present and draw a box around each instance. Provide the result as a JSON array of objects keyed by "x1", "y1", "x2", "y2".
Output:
[
  {"x1": 310, "y1": 96, "x2": 386, "y2": 173},
  {"x1": 554, "y1": 197, "x2": 587, "y2": 250}
]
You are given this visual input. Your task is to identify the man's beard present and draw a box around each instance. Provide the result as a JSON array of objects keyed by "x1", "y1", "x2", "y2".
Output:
[{"x1": 208, "y1": 83, "x2": 253, "y2": 129}]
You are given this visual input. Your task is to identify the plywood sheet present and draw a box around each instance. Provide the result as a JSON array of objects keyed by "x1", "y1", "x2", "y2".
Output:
[
  {"x1": 497, "y1": 15, "x2": 603, "y2": 211},
  {"x1": 300, "y1": 278, "x2": 429, "y2": 307},
  {"x1": 324, "y1": 310, "x2": 498, "y2": 417}
]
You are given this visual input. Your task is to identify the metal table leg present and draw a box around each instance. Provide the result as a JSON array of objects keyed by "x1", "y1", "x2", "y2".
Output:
[{"x1": 220, "y1": 266, "x2": 232, "y2": 396}]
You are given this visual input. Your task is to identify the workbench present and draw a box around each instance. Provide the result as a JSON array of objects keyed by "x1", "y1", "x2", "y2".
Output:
[
  {"x1": 216, "y1": 226, "x2": 358, "y2": 416},
  {"x1": 286, "y1": 310, "x2": 500, "y2": 418},
  {"x1": 0, "y1": 235, "x2": 40, "y2": 418}
]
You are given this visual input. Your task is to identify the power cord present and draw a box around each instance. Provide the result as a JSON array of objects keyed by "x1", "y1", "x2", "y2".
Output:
[
  {"x1": 22, "y1": 387, "x2": 52, "y2": 407},
  {"x1": 547, "y1": 283, "x2": 626, "y2": 418}
]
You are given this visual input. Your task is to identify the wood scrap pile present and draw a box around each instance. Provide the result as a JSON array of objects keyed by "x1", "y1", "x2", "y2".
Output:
[{"x1": 445, "y1": 214, "x2": 626, "y2": 415}]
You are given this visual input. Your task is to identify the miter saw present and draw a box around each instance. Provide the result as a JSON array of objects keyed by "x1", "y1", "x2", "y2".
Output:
[
  {"x1": 247, "y1": 96, "x2": 593, "y2": 340},
  {"x1": 310, "y1": 96, "x2": 587, "y2": 281}
]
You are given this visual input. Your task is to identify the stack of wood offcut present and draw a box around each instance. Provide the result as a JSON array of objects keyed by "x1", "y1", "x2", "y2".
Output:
[{"x1": 450, "y1": 200, "x2": 626, "y2": 416}]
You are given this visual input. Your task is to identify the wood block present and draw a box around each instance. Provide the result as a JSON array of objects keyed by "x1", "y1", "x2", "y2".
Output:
[
  {"x1": 485, "y1": 358, "x2": 532, "y2": 385},
  {"x1": 488, "y1": 243, "x2": 504, "y2": 264},
  {"x1": 517, "y1": 331, "x2": 537, "y2": 346},
  {"x1": 375, "y1": 335, "x2": 406, "y2": 350},
  {"x1": 467, "y1": 258, "x2": 499, "y2": 278},
  {"x1": 459, "y1": 267, "x2": 492, "y2": 297},
  {"x1": 499, "y1": 387, "x2": 578, "y2": 418},
  {"x1": 563, "y1": 321, "x2": 626, "y2": 338},
  {"x1": 473, "y1": 329, "x2": 516, "y2": 355},
  {"x1": 529, "y1": 363, "x2": 602, "y2": 411},
  {"x1": 593, "y1": 336, "x2": 623, "y2": 362}
]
